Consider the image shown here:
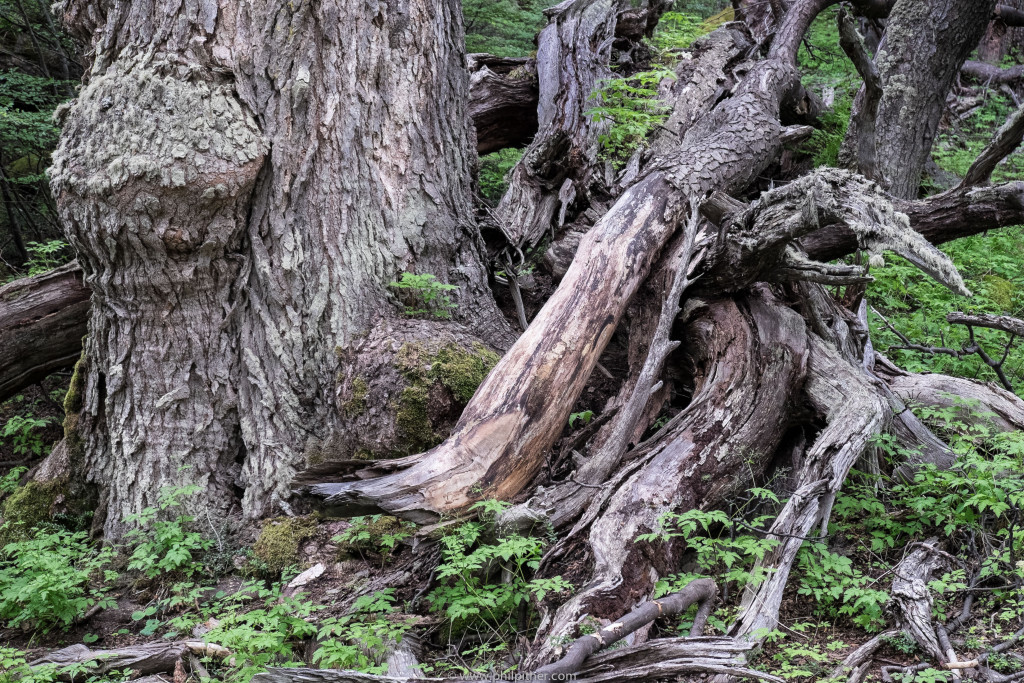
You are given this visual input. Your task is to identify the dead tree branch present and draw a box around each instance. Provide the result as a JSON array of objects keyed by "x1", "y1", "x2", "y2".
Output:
[{"x1": 960, "y1": 102, "x2": 1024, "y2": 187}]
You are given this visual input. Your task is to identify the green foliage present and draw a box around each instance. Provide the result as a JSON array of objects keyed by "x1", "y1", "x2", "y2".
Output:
[
  {"x1": 123, "y1": 482, "x2": 212, "y2": 578},
  {"x1": 1, "y1": 413, "x2": 55, "y2": 457},
  {"x1": 334, "y1": 515, "x2": 414, "y2": 565},
  {"x1": 867, "y1": 226, "x2": 1024, "y2": 392},
  {"x1": 0, "y1": 467, "x2": 25, "y2": 495},
  {"x1": 462, "y1": 0, "x2": 544, "y2": 57},
  {"x1": 568, "y1": 409, "x2": 593, "y2": 428},
  {"x1": 389, "y1": 272, "x2": 459, "y2": 318},
  {"x1": 638, "y1": 505, "x2": 779, "y2": 598},
  {"x1": 795, "y1": 542, "x2": 889, "y2": 631},
  {"x1": 649, "y1": 12, "x2": 708, "y2": 52},
  {"x1": 313, "y1": 590, "x2": 415, "y2": 673},
  {"x1": 24, "y1": 239, "x2": 70, "y2": 275},
  {"x1": 586, "y1": 66, "x2": 676, "y2": 167},
  {"x1": 427, "y1": 500, "x2": 572, "y2": 638},
  {"x1": 478, "y1": 147, "x2": 522, "y2": 205},
  {"x1": 803, "y1": 95, "x2": 851, "y2": 168},
  {"x1": 198, "y1": 584, "x2": 319, "y2": 683},
  {"x1": 0, "y1": 526, "x2": 116, "y2": 632}
]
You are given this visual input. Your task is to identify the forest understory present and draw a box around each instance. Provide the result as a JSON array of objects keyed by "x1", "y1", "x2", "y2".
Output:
[{"x1": 2, "y1": 0, "x2": 1024, "y2": 682}]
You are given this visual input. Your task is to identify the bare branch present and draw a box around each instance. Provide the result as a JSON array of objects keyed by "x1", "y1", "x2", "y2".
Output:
[
  {"x1": 946, "y1": 312, "x2": 1024, "y2": 337},
  {"x1": 960, "y1": 101, "x2": 1024, "y2": 187}
]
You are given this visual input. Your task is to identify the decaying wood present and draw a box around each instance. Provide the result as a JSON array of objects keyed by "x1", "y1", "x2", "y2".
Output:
[
  {"x1": 730, "y1": 331, "x2": 890, "y2": 638},
  {"x1": 30, "y1": 641, "x2": 232, "y2": 677},
  {"x1": 538, "y1": 291, "x2": 810, "y2": 655},
  {"x1": 837, "y1": 5, "x2": 882, "y2": 181},
  {"x1": 802, "y1": 180, "x2": 1024, "y2": 262},
  {"x1": 961, "y1": 60, "x2": 1024, "y2": 84},
  {"x1": 492, "y1": 0, "x2": 621, "y2": 248},
  {"x1": 534, "y1": 578, "x2": 717, "y2": 680},
  {"x1": 253, "y1": 636, "x2": 783, "y2": 683},
  {"x1": 826, "y1": 630, "x2": 898, "y2": 681},
  {"x1": 468, "y1": 55, "x2": 539, "y2": 155},
  {"x1": 889, "y1": 373, "x2": 1024, "y2": 433},
  {"x1": 946, "y1": 312, "x2": 1024, "y2": 338},
  {"x1": 888, "y1": 540, "x2": 949, "y2": 663},
  {"x1": 0, "y1": 261, "x2": 89, "y2": 402}
]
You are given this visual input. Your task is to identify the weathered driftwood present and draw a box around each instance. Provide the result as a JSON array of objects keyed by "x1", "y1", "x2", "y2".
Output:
[
  {"x1": 30, "y1": 641, "x2": 232, "y2": 677},
  {"x1": 730, "y1": 331, "x2": 890, "y2": 639},
  {"x1": 307, "y1": 4, "x2": 824, "y2": 520},
  {"x1": 825, "y1": 630, "x2": 898, "y2": 681},
  {"x1": 888, "y1": 540, "x2": 948, "y2": 663},
  {"x1": 536, "y1": 291, "x2": 810, "y2": 655},
  {"x1": 889, "y1": 373, "x2": 1024, "y2": 433},
  {"x1": 946, "y1": 312, "x2": 1024, "y2": 338},
  {"x1": 252, "y1": 635, "x2": 783, "y2": 683},
  {"x1": 533, "y1": 579, "x2": 717, "y2": 680},
  {"x1": 0, "y1": 261, "x2": 89, "y2": 402},
  {"x1": 959, "y1": 101, "x2": 1024, "y2": 187}
]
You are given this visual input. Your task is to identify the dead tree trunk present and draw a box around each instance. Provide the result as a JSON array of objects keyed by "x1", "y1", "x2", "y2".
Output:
[{"x1": 0, "y1": 261, "x2": 88, "y2": 401}]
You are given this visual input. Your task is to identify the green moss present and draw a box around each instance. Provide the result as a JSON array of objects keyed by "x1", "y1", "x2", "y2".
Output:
[
  {"x1": 251, "y1": 516, "x2": 317, "y2": 576},
  {"x1": 342, "y1": 377, "x2": 369, "y2": 417},
  {"x1": 63, "y1": 348, "x2": 88, "y2": 460},
  {"x1": 982, "y1": 275, "x2": 1016, "y2": 310},
  {"x1": 395, "y1": 385, "x2": 438, "y2": 452},
  {"x1": 430, "y1": 343, "x2": 500, "y2": 403},
  {"x1": 0, "y1": 481, "x2": 61, "y2": 542}
]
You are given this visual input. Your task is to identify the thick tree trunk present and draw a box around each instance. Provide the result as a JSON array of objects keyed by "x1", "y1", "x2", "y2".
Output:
[{"x1": 50, "y1": 0, "x2": 509, "y2": 534}]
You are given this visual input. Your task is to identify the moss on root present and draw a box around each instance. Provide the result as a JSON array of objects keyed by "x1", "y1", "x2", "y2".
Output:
[
  {"x1": 63, "y1": 348, "x2": 88, "y2": 461},
  {"x1": 395, "y1": 385, "x2": 438, "y2": 452},
  {"x1": 250, "y1": 516, "x2": 317, "y2": 576},
  {"x1": 0, "y1": 481, "x2": 62, "y2": 543},
  {"x1": 391, "y1": 341, "x2": 499, "y2": 451}
]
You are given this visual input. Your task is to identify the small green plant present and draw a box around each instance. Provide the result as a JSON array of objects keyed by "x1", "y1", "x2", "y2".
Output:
[
  {"x1": 795, "y1": 542, "x2": 889, "y2": 631},
  {"x1": 1, "y1": 415, "x2": 55, "y2": 457},
  {"x1": 586, "y1": 66, "x2": 676, "y2": 167},
  {"x1": 198, "y1": 584, "x2": 320, "y2": 683},
  {"x1": 24, "y1": 240, "x2": 70, "y2": 276},
  {"x1": 0, "y1": 467, "x2": 26, "y2": 495},
  {"x1": 123, "y1": 482, "x2": 212, "y2": 578},
  {"x1": 639, "y1": 500, "x2": 780, "y2": 593},
  {"x1": 0, "y1": 526, "x2": 117, "y2": 632},
  {"x1": 427, "y1": 500, "x2": 571, "y2": 638},
  {"x1": 389, "y1": 272, "x2": 459, "y2": 318},
  {"x1": 649, "y1": 11, "x2": 708, "y2": 52},
  {"x1": 884, "y1": 631, "x2": 919, "y2": 655},
  {"x1": 568, "y1": 410, "x2": 593, "y2": 428},
  {"x1": 478, "y1": 147, "x2": 523, "y2": 204},
  {"x1": 313, "y1": 589, "x2": 416, "y2": 673},
  {"x1": 333, "y1": 515, "x2": 415, "y2": 565}
]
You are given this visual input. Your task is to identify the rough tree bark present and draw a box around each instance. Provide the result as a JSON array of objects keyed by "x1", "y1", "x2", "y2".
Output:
[
  {"x1": 49, "y1": 0, "x2": 511, "y2": 534},
  {"x1": 842, "y1": 0, "x2": 998, "y2": 198}
]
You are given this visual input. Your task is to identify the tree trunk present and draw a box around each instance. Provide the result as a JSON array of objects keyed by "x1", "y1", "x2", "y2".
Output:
[
  {"x1": 50, "y1": 0, "x2": 509, "y2": 535},
  {"x1": 843, "y1": 0, "x2": 998, "y2": 198}
]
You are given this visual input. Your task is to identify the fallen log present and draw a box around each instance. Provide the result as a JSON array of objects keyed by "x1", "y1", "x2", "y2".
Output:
[
  {"x1": 0, "y1": 261, "x2": 89, "y2": 403},
  {"x1": 30, "y1": 641, "x2": 233, "y2": 677}
]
